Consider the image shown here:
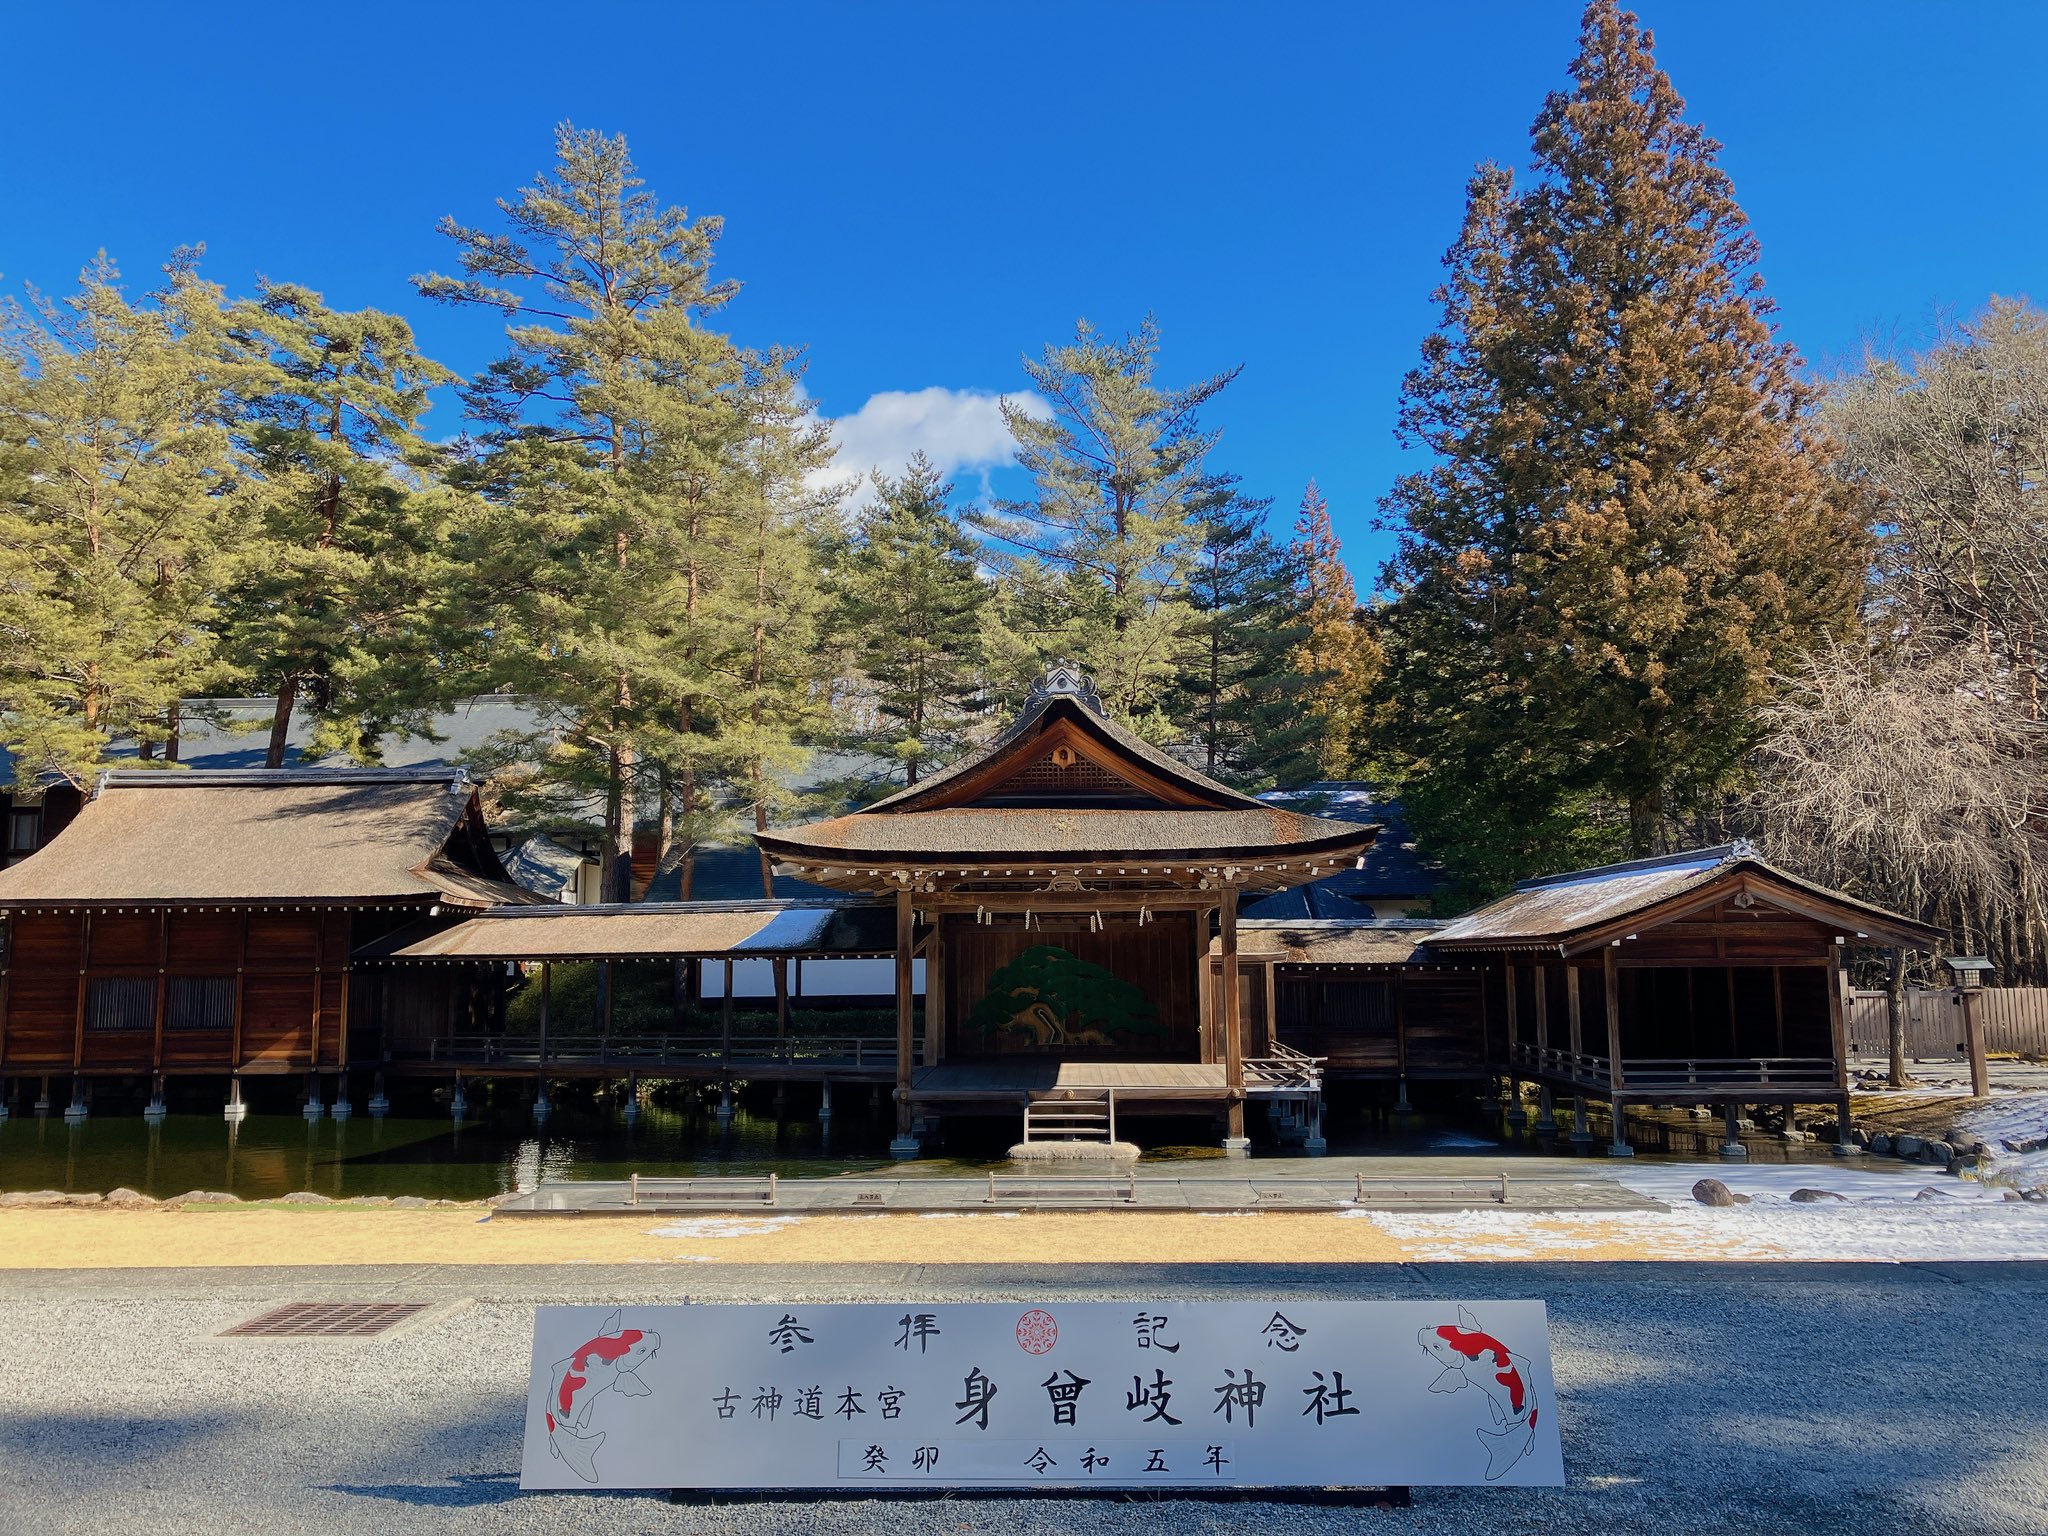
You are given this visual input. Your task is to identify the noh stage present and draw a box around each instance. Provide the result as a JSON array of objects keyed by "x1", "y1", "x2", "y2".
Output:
[{"x1": 756, "y1": 666, "x2": 1377, "y2": 1156}]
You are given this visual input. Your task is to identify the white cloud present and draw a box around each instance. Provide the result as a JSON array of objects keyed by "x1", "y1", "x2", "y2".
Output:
[{"x1": 808, "y1": 386, "x2": 1050, "y2": 506}]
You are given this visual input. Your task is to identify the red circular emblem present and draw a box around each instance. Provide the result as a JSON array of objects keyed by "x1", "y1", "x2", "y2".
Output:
[{"x1": 1015, "y1": 1309, "x2": 1058, "y2": 1354}]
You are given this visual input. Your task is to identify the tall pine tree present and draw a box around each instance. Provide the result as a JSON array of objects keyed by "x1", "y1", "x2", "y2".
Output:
[
  {"x1": 417, "y1": 123, "x2": 741, "y2": 901},
  {"x1": 0, "y1": 251, "x2": 241, "y2": 783},
  {"x1": 1176, "y1": 489, "x2": 1317, "y2": 787},
  {"x1": 835, "y1": 451, "x2": 991, "y2": 788},
  {"x1": 223, "y1": 282, "x2": 457, "y2": 765},
  {"x1": 1376, "y1": 1, "x2": 1864, "y2": 892},
  {"x1": 977, "y1": 316, "x2": 1240, "y2": 734}
]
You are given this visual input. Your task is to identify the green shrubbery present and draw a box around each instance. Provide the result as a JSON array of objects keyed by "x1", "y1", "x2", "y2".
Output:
[{"x1": 501, "y1": 961, "x2": 900, "y2": 1039}]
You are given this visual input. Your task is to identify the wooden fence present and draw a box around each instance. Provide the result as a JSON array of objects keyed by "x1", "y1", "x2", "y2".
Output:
[{"x1": 1848, "y1": 987, "x2": 2048, "y2": 1058}]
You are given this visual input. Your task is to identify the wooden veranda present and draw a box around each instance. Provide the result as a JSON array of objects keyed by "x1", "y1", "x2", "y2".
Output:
[{"x1": 1426, "y1": 844, "x2": 1943, "y2": 1154}]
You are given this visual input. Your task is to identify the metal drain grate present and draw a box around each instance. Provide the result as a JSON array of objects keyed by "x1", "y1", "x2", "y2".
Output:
[{"x1": 222, "y1": 1302, "x2": 431, "y2": 1338}]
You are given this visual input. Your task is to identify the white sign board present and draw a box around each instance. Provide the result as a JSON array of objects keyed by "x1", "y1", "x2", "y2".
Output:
[{"x1": 520, "y1": 1300, "x2": 1563, "y2": 1491}]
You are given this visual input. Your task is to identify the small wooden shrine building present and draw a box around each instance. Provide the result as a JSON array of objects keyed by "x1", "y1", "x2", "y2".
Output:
[
  {"x1": 0, "y1": 767, "x2": 539, "y2": 1115},
  {"x1": 755, "y1": 666, "x2": 1380, "y2": 1153},
  {"x1": 1423, "y1": 844, "x2": 1940, "y2": 1152}
]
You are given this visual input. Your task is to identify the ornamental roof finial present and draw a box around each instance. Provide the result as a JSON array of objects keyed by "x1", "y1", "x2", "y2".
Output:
[{"x1": 1027, "y1": 661, "x2": 1107, "y2": 718}]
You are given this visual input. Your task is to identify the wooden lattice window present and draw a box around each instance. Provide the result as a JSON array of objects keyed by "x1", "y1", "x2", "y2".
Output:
[
  {"x1": 168, "y1": 976, "x2": 234, "y2": 1032},
  {"x1": 85, "y1": 976, "x2": 155, "y2": 1033},
  {"x1": 985, "y1": 753, "x2": 1132, "y2": 797}
]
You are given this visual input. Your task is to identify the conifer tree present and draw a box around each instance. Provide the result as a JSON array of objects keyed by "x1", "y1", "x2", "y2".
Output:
[
  {"x1": 1376, "y1": 0, "x2": 1864, "y2": 890},
  {"x1": 978, "y1": 316, "x2": 1240, "y2": 733},
  {"x1": 1288, "y1": 479, "x2": 1384, "y2": 780},
  {"x1": 0, "y1": 251, "x2": 241, "y2": 784},
  {"x1": 721, "y1": 348, "x2": 839, "y2": 895},
  {"x1": 1176, "y1": 489, "x2": 1317, "y2": 787},
  {"x1": 223, "y1": 282, "x2": 456, "y2": 765},
  {"x1": 417, "y1": 123, "x2": 741, "y2": 901},
  {"x1": 835, "y1": 451, "x2": 991, "y2": 787}
]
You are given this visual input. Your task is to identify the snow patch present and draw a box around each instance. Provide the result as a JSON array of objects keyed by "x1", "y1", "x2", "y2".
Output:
[{"x1": 645, "y1": 1216, "x2": 805, "y2": 1240}]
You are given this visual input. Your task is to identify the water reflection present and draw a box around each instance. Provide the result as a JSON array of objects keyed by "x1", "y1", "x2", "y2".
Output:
[{"x1": 0, "y1": 1093, "x2": 901, "y2": 1201}]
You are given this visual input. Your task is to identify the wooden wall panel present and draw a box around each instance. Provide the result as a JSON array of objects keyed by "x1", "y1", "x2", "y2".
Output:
[
  {"x1": 168, "y1": 911, "x2": 241, "y2": 970},
  {"x1": 1401, "y1": 972, "x2": 1487, "y2": 1072},
  {"x1": 1276, "y1": 972, "x2": 1398, "y2": 1071},
  {"x1": 245, "y1": 912, "x2": 321, "y2": 970},
  {"x1": 942, "y1": 913, "x2": 1197, "y2": 1060},
  {"x1": 3, "y1": 913, "x2": 82, "y2": 1066},
  {"x1": 86, "y1": 912, "x2": 160, "y2": 969},
  {"x1": 240, "y1": 973, "x2": 315, "y2": 1062}
]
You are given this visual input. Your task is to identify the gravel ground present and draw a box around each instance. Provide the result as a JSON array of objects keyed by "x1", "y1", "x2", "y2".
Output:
[{"x1": 2, "y1": 1260, "x2": 2043, "y2": 1535}]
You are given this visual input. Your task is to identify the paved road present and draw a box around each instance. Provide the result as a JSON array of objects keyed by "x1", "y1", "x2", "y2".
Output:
[{"x1": 4, "y1": 1261, "x2": 2042, "y2": 1535}]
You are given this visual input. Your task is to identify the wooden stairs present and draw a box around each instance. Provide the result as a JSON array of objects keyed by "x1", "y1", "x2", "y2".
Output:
[{"x1": 1022, "y1": 1089, "x2": 1117, "y2": 1145}]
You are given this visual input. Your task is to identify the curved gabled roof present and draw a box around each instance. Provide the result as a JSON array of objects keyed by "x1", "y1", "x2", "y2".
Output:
[
  {"x1": 757, "y1": 669, "x2": 1378, "y2": 888},
  {"x1": 861, "y1": 669, "x2": 1265, "y2": 814}
]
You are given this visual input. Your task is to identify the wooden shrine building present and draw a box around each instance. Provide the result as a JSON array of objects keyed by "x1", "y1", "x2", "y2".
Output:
[
  {"x1": 0, "y1": 767, "x2": 540, "y2": 1116},
  {"x1": 1423, "y1": 844, "x2": 1941, "y2": 1153},
  {"x1": 755, "y1": 666, "x2": 1380, "y2": 1154}
]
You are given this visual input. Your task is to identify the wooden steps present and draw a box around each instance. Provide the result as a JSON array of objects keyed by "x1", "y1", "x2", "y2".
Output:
[{"x1": 1022, "y1": 1090, "x2": 1116, "y2": 1144}]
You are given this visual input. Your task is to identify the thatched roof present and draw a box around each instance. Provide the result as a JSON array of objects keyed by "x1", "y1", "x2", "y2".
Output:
[
  {"x1": 1212, "y1": 919, "x2": 1444, "y2": 966},
  {"x1": 1424, "y1": 843, "x2": 1940, "y2": 953},
  {"x1": 357, "y1": 900, "x2": 893, "y2": 962},
  {"x1": 0, "y1": 768, "x2": 543, "y2": 908}
]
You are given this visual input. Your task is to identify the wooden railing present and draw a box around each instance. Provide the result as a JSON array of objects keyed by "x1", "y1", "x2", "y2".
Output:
[
  {"x1": 1508, "y1": 1040, "x2": 1836, "y2": 1089},
  {"x1": 1508, "y1": 1041, "x2": 1611, "y2": 1084},
  {"x1": 1243, "y1": 1041, "x2": 1326, "y2": 1092},
  {"x1": 1621, "y1": 1056, "x2": 1838, "y2": 1089},
  {"x1": 423, "y1": 1034, "x2": 915, "y2": 1070}
]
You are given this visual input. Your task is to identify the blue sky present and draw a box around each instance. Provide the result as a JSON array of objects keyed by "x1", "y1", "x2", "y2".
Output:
[{"x1": 3, "y1": 2, "x2": 2043, "y2": 587}]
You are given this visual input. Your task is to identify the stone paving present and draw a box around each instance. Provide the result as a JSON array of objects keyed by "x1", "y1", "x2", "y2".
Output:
[{"x1": 497, "y1": 1166, "x2": 1665, "y2": 1216}]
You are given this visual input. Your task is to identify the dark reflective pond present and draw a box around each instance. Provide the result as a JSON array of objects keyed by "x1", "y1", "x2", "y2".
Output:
[
  {"x1": 0, "y1": 1079, "x2": 1862, "y2": 1200},
  {"x1": 0, "y1": 1095, "x2": 910, "y2": 1202}
]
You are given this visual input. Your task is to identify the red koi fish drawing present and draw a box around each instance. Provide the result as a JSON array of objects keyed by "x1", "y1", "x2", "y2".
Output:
[
  {"x1": 544, "y1": 1310, "x2": 660, "y2": 1483},
  {"x1": 1417, "y1": 1306, "x2": 1540, "y2": 1479}
]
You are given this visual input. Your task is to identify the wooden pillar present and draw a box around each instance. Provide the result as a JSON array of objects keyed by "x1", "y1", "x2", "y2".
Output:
[
  {"x1": 1533, "y1": 965, "x2": 1550, "y2": 1059},
  {"x1": 1475, "y1": 964, "x2": 1490, "y2": 1068},
  {"x1": 1195, "y1": 906, "x2": 1214, "y2": 1063},
  {"x1": 1603, "y1": 946, "x2": 1625, "y2": 1090},
  {"x1": 151, "y1": 909, "x2": 170, "y2": 1074},
  {"x1": 1961, "y1": 984, "x2": 1990, "y2": 1100},
  {"x1": 0, "y1": 931, "x2": 12, "y2": 1071},
  {"x1": 1566, "y1": 963, "x2": 1583, "y2": 1065},
  {"x1": 720, "y1": 960, "x2": 734, "y2": 1063},
  {"x1": 335, "y1": 917, "x2": 352, "y2": 1073},
  {"x1": 1772, "y1": 967, "x2": 1785, "y2": 1058},
  {"x1": 1262, "y1": 960, "x2": 1278, "y2": 1056},
  {"x1": 1826, "y1": 943, "x2": 1850, "y2": 1093},
  {"x1": 71, "y1": 910, "x2": 92, "y2": 1071},
  {"x1": 1221, "y1": 885, "x2": 1244, "y2": 1143},
  {"x1": 894, "y1": 887, "x2": 914, "y2": 1139},
  {"x1": 1502, "y1": 959, "x2": 1519, "y2": 1051},
  {"x1": 1393, "y1": 967, "x2": 1411, "y2": 1111},
  {"x1": 537, "y1": 962, "x2": 552, "y2": 1069},
  {"x1": 601, "y1": 958, "x2": 616, "y2": 1053},
  {"x1": 924, "y1": 929, "x2": 945, "y2": 1068},
  {"x1": 310, "y1": 921, "x2": 325, "y2": 1072},
  {"x1": 231, "y1": 912, "x2": 248, "y2": 1072}
]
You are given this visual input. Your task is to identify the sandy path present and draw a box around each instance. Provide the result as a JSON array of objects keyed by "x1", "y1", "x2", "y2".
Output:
[{"x1": 0, "y1": 1207, "x2": 1770, "y2": 1267}]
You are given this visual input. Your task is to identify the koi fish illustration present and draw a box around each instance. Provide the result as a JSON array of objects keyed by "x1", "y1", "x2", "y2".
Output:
[
  {"x1": 544, "y1": 1310, "x2": 660, "y2": 1483},
  {"x1": 1418, "y1": 1306, "x2": 1540, "y2": 1479}
]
